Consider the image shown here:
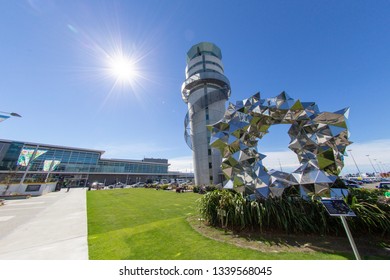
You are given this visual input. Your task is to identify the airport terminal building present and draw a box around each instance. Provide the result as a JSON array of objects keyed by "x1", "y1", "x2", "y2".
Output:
[{"x1": 0, "y1": 139, "x2": 172, "y2": 187}]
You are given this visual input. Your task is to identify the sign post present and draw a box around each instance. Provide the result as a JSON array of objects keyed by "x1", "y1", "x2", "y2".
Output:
[
  {"x1": 339, "y1": 215, "x2": 361, "y2": 260},
  {"x1": 320, "y1": 199, "x2": 361, "y2": 260}
]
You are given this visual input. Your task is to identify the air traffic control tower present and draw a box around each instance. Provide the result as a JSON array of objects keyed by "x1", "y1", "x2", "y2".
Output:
[{"x1": 182, "y1": 42, "x2": 231, "y2": 185}]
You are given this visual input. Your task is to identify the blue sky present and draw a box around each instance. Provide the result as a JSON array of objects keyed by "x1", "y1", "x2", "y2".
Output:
[{"x1": 1, "y1": 0, "x2": 389, "y2": 175}]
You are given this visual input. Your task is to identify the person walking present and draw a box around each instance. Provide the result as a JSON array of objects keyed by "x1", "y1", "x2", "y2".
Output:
[{"x1": 66, "y1": 181, "x2": 71, "y2": 192}]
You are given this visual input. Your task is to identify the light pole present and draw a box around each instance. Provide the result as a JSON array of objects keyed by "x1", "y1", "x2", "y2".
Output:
[
  {"x1": 379, "y1": 161, "x2": 386, "y2": 173},
  {"x1": 383, "y1": 163, "x2": 390, "y2": 176},
  {"x1": 1, "y1": 110, "x2": 22, "y2": 193},
  {"x1": 0, "y1": 111, "x2": 22, "y2": 124},
  {"x1": 366, "y1": 155, "x2": 377, "y2": 173},
  {"x1": 278, "y1": 159, "x2": 283, "y2": 172},
  {"x1": 0, "y1": 111, "x2": 22, "y2": 118},
  {"x1": 347, "y1": 149, "x2": 361, "y2": 176},
  {"x1": 374, "y1": 159, "x2": 383, "y2": 174}
]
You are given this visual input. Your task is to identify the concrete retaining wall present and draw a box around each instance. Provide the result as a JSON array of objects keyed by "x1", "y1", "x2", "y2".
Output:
[{"x1": 0, "y1": 182, "x2": 57, "y2": 196}]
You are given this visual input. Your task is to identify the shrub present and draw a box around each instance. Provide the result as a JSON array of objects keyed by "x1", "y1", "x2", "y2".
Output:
[
  {"x1": 205, "y1": 185, "x2": 218, "y2": 192},
  {"x1": 193, "y1": 185, "x2": 220, "y2": 194},
  {"x1": 346, "y1": 188, "x2": 390, "y2": 236},
  {"x1": 160, "y1": 184, "x2": 170, "y2": 190},
  {"x1": 198, "y1": 189, "x2": 390, "y2": 237}
]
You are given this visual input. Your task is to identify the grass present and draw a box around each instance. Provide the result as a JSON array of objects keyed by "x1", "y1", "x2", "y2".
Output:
[{"x1": 87, "y1": 188, "x2": 348, "y2": 260}]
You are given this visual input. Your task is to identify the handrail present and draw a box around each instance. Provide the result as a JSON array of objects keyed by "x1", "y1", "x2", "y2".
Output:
[{"x1": 183, "y1": 87, "x2": 230, "y2": 150}]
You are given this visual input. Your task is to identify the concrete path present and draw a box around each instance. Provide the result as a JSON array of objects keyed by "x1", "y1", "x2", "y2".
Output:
[{"x1": 0, "y1": 188, "x2": 88, "y2": 260}]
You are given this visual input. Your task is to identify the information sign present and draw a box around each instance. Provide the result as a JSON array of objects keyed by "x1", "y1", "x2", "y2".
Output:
[
  {"x1": 320, "y1": 199, "x2": 356, "y2": 217},
  {"x1": 320, "y1": 198, "x2": 360, "y2": 260}
]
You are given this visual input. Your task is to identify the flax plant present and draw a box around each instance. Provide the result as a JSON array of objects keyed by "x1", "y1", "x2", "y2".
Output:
[{"x1": 198, "y1": 188, "x2": 390, "y2": 237}]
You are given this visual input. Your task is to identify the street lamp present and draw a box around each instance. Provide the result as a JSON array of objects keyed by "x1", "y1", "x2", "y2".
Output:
[
  {"x1": 379, "y1": 161, "x2": 387, "y2": 173},
  {"x1": 347, "y1": 149, "x2": 361, "y2": 176},
  {"x1": 366, "y1": 155, "x2": 377, "y2": 173},
  {"x1": 0, "y1": 110, "x2": 22, "y2": 118},
  {"x1": 374, "y1": 159, "x2": 383, "y2": 174},
  {"x1": 382, "y1": 163, "x2": 389, "y2": 174},
  {"x1": 278, "y1": 159, "x2": 283, "y2": 172},
  {"x1": 9, "y1": 112, "x2": 22, "y2": 117}
]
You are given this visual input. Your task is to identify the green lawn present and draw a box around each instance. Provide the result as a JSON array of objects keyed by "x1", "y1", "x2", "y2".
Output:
[{"x1": 87, "y1": 188, "x2": 348, "y2": 260}]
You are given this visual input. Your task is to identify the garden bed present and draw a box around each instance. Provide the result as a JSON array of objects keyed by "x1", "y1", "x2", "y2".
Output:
[
  {"x1": 187, "y1": 216, "x2": 390, "y2": 259},
  {"x1": 198, "y1": 189, "x2": 390, "y2": 237}
]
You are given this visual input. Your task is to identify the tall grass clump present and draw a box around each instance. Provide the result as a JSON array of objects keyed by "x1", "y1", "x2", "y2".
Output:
[
  {"x1": 347, "y1": 188, "x2": 390, "y2": 236},
  {"x1": 198, "y1": 188, "x2": 390, "y2": 237}
]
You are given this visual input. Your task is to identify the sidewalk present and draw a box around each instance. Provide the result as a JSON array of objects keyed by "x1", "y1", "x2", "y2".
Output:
[{"x1": 0, "y1": 188, "x2": 88, "y2": 260}]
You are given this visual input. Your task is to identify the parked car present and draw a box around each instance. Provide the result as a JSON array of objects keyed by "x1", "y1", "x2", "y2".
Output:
[
  {"x1": 342, "y1": 179, "x2": 362, "y2": 188},
  {"x1": 130, "y1": 182, "x2": 145, "y2": 188},
  {"x1": 343, "y1": 179, "x2": 363, "y2": 185},
  {"x1": 91, "y1": 182, "x2": 104, "y2": 190},
  {"x1": 347, "y1": 184, "x2": 362, "y2": 189},
  {"x1": 376, "y1": 182, "x2": 390, "y2": 190},
  {"x1": 360, "y1": 179, "x2": 371, "y2": 184}
]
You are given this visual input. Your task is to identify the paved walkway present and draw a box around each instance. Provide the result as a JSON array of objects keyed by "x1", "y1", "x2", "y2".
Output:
[{"x1": 0, "y1": 188, "x2": 88, "y2": 260}]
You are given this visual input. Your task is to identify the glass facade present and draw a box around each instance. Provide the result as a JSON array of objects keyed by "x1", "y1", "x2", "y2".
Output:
[{"x1": 0, "y1": 140, "x2": 169, "y2": 179}]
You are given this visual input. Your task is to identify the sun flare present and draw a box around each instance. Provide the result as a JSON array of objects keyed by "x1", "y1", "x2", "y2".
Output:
[{"x1": 108, "y1": 54, "x2": 138, "y2": 82}]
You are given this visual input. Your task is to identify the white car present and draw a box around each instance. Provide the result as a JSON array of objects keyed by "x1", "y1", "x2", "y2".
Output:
[{"x1": 131, "y1": 182, "x2": 145, "y2": 188}]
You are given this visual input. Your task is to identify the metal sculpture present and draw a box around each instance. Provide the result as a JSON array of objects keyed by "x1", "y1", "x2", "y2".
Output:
[{"x1": 209, "y1": 92, "x2": 351, "y2": 198}]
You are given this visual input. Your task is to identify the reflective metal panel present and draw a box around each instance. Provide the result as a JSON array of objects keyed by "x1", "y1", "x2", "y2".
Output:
[{"x1": 209, "y1": 92, "x2": 351, "y2": 198}]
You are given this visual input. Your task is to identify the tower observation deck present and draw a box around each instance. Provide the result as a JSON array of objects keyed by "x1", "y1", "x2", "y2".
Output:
[{"x1": 182, "y1": 42, "x2": 231, "y2": 185}]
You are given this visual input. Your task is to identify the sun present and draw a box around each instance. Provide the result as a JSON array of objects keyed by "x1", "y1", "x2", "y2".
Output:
[
  {"x1": 100, "y1": 47, "x2": 149, "y2": 103},
  {"x1": 108, "y1": 54, "x2": 138, "y2": 82}
]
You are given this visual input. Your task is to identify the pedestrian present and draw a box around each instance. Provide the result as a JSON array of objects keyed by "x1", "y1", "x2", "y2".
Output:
[{"x1": 66, "y1": 181, "x2": 71, "y2": 192}]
